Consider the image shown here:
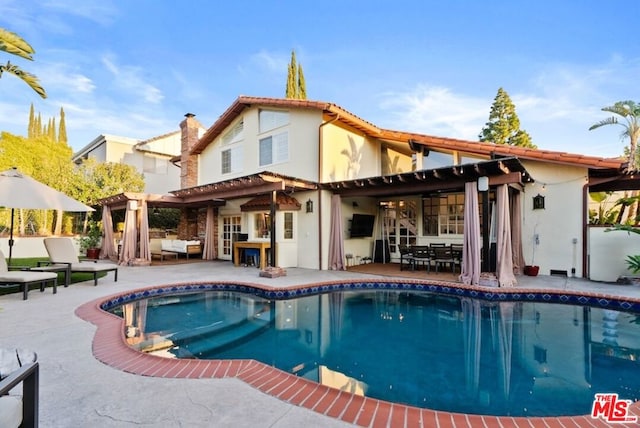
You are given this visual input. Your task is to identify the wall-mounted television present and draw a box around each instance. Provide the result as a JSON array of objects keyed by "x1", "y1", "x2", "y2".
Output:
[{"x1": 350, "y1": 214, "x2": 376, "y2": 238}]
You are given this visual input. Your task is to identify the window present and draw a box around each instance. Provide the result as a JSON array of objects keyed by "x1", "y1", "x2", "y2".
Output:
[
  {"x1": 254, "y1": 213, "x2": 271, "y2": 238},
  {"x1": 284, "y1": 212, "x2": 293, "y2": 239},
  {"x1": 259, "y1": 110, "x2": 289, "y2": 133},
  {"x1": 259, "y1": 132, "x2": 288, "y2": 166},
  {"x1": 221, "y1": 146, "x2": 242, "y2": 174},
  {"x1": 221, "y1": 120, "x2": 243, "y2": 145},
  {"x1": 143, "y1": 155, "x2": 168, "y2": 174},
  {"x1": 421, "y1": 193, "x2": 464, "y2": 236},
  {"x1": 422, "y1": 197, "x2": 439, "y2": 236}
]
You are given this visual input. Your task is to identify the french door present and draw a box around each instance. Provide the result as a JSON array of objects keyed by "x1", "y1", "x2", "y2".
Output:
[
  {"x1": 219, "y1": 215, "x2": 241, "y2": 261},
  {"x1": 380, "y1": 200, "x2": 417, "y2": 260}
]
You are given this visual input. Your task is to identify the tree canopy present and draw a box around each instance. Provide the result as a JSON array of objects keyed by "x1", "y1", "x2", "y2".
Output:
[
  {"x1": 589, "y1": 100, "x2": 640, "y2": 170},
  {"x1": 479, "y1": 88, "x2": 536, "y2": 148},
  {"x1": 72, "y1": 157, "x2": 145, "y2": 206},
  {"x1": 0, "y1": 27, "x2": 46, "y2": 98}
]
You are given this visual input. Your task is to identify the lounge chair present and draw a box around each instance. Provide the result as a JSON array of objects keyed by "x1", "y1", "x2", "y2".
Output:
[
  {"x1": 0, "y1": 250, "x2": 57, "y2": 300},
  {"x1": 0, "y1": 348, "x2": 39, "y2": 428},
  {"x1": 43, "y1": 238, "x2": 118, "y2": 286}
]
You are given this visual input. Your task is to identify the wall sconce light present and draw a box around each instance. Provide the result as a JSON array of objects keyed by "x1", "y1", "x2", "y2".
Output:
[
  {"x1": 306, "y1": 199, "x2": 313, "y2": 213},
  {"x1": 533, "y1": 194, "x2": 545, "y2": 210},
  {"x1": 534, "y1": 345, "x2": 547, "y2": 364},
  {"x1": 352, "y1": 201, "x2": 359, "y2": 208},
  {"x1": 477, "y1": 176, "x2": 489, "y2": 192}
]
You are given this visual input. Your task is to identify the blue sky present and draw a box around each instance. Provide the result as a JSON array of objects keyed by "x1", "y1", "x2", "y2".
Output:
[{"x1": 0, "y1": 0, "x2": 638, "y2": 157}]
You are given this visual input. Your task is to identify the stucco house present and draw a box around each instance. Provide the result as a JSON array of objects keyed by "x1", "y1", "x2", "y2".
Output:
[
  {"x1": 99, "y1": 96, "x2": 639, "y2": 283},
  {"x1": 73, "y1": 128, "x2": 203, "y2": 195}
]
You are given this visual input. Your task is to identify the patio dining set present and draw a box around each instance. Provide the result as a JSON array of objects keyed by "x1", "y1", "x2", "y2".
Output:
[{"x1": 399, "y1": 243, "x2": 463, "y2": 273}]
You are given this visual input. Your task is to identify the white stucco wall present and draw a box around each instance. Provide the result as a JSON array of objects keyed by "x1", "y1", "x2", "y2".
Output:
[
  {"x1": 321, "y1": 125, "x2": 380, "y2": 182},
  {"x1": 198, "y1": 108, "x2": 322, "y2": 185},
  {"x1": 0, "y1": 237, "x2": 79, "y2": 259},
  {"x1": 520, "y1": 161, "x2": 587, "y2": 277},
  {"x1": 588, "y1": 226, "x2": 640, "y2": 282}
]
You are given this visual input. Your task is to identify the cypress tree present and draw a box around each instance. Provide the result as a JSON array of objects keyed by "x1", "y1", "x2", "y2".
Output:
[
  {"x1": 49, "y1": 117, "x2": 56, "y2": 141},
  {"x1": 28, "y1": 103, "x2": 35, "y2": 138},
  {"x1": 297, "y1": 63, "x2": 307, "y2": 100},
  {"x1": 58, "y1": 107, "x2": 67, "y2": 143},
  {"x1": 286, "y1": 50, "x2": 297, "y2": 98},
  {"x1": 36, "y1": 113, "x2": 42, "y2": 137}
]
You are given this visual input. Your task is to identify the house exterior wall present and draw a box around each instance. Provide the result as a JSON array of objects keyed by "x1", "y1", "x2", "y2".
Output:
[
  {"x1": 520, "y1": 161, "x2": 587, "y2": 277},
  {"x1": 320, "y1": 124, "x2": 381, "y2": 182},
  {"x1": 199, "y1": 108, "x2": 322, "y2": 184},
  {"x1": 74, "y1": 133, "x2": 181, "y2": 195}
]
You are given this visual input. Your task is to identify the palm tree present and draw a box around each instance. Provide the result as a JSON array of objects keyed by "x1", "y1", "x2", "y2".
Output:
[
  {"x1": 0, "y1": 27, "x2": 46, "y2": 98},
  {"x1": 589, "y1": 101, "x2": 640, "y2": 170}
]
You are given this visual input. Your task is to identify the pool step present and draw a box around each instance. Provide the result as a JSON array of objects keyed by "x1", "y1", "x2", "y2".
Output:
[{"x1": 170, "y1": 318, "x2": 271, "y2": 358}]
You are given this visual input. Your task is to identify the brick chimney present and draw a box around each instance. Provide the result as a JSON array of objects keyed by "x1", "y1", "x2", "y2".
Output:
[{"x1": 180, "y1": 113, "x2": 199, "y2": 189}]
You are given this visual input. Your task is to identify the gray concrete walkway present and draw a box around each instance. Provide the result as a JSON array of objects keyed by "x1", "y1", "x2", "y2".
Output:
[{"x1": 1, "y1": 261, "x2": 638, "y2": 427}]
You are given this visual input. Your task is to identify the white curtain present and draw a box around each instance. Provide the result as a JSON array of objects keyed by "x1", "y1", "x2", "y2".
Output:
[
  {"x1": 459, "y1": 182, "x2": 481, "y2": 285},
  {"x1": 328, "y1": 195, "x2": 345, "y2": 270},
  {"x1": 138, "y1": 200, "x2": 151, "y2": 262},
  {"x1": 496, "y1": 185, "x2": 517, "y2": 287},
  {"x1": 100, "y1": 205, "x2": 117, "y2": 259},
  {"x1": 203, "y1": 206, "x2": 216, "y2": 260},
  {"x1": 119, "y1": 201, "x2": 137, "y2": 265}
]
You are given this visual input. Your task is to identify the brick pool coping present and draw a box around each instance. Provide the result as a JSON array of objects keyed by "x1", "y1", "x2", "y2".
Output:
[{"x1": 75, "y1": 279, "x2": 640, "y2": 428}]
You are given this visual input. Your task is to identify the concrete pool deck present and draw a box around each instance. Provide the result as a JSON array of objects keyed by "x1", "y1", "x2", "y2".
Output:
[{"x1": 1, "y1": 261, "x2": 639, "y2": 427}]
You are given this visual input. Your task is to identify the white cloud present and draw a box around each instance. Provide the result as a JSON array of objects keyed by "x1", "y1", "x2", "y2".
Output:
[
  {"x1": 37, "y1": 62, "x2": 96, "y2": 94},
  {"x1": 101, "y1": 55, "x2": 164, "y2": 104},
  {"x1": 41, "y1": 0, "x2": 118, "y2": 26},
  {"x1": 376, "y1": 57, "x2": 640, "y2": 157},
  {"x1": 251, "y1": 50, "x2": 287, "y2": 73},
  {"x1": 378, "y1": 85, "x2": 487, "y2": 140}
]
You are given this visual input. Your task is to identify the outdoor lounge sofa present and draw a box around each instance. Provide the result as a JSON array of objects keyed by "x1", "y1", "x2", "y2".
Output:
[
  {"x1": 160, "y1": 239, "x2": 202, "y2": 259},
  {"x1": 0, "y1": 250, "x2": 57, "y2": 300},
  {"x1": 42, "y1": 237, "x2": 118, "y2": 286}
]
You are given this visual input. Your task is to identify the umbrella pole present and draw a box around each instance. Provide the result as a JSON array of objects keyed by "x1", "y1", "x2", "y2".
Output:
[{"x1": 8, "y1": 208, "x2": 15, "y2": 265}]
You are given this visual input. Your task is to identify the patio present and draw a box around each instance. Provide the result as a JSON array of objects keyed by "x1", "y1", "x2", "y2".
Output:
[{"x1": 1, "y1": 261, "x2": 639, "y2": 427}]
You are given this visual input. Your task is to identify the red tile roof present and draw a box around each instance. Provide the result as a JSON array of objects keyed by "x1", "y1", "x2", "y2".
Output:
[{"x1": 190, "y1": 96, "x2": 625, "y2": 170}]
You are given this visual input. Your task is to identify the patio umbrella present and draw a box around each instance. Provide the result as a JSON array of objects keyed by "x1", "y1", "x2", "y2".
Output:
[{"x1": 0, "y1": 167, "x2": 94, "y2": 263}]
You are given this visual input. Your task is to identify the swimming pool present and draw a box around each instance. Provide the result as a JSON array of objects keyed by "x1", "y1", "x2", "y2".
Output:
[{"x1": 103, "y1": 281, "x2": 640, "y2": 418}]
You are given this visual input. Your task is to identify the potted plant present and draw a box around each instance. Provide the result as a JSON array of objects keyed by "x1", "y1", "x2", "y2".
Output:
[{"x1": 78, "y1": 221, "x2": 102, "y2": 259}]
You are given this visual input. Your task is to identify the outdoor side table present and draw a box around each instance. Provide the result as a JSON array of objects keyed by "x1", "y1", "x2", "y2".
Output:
[{"x1": 33, "y1": 262, "x2": 71, "y2": 287}]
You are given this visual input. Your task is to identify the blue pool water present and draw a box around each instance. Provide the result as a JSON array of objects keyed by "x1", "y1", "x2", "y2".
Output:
[{"x1": 110, "y1": 288, "x2": 640, "y2": 417}]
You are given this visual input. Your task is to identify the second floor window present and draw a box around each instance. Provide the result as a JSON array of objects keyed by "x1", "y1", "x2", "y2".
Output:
[
  {"x1": 222, "y1": 146, "x2": 242, "y2": 174},
  {"x1": 143, "y1": 155, "x2": 168, "y2": 174},
  {"x1": 259, "y1": 110, "x2": 289, "y2": 133},
  {"x1": 221, "y1": 120, "x2": 243, "y2": 145},
  {"x1": 259, "y1": 132, "x2": 288, "y2": 166}
]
